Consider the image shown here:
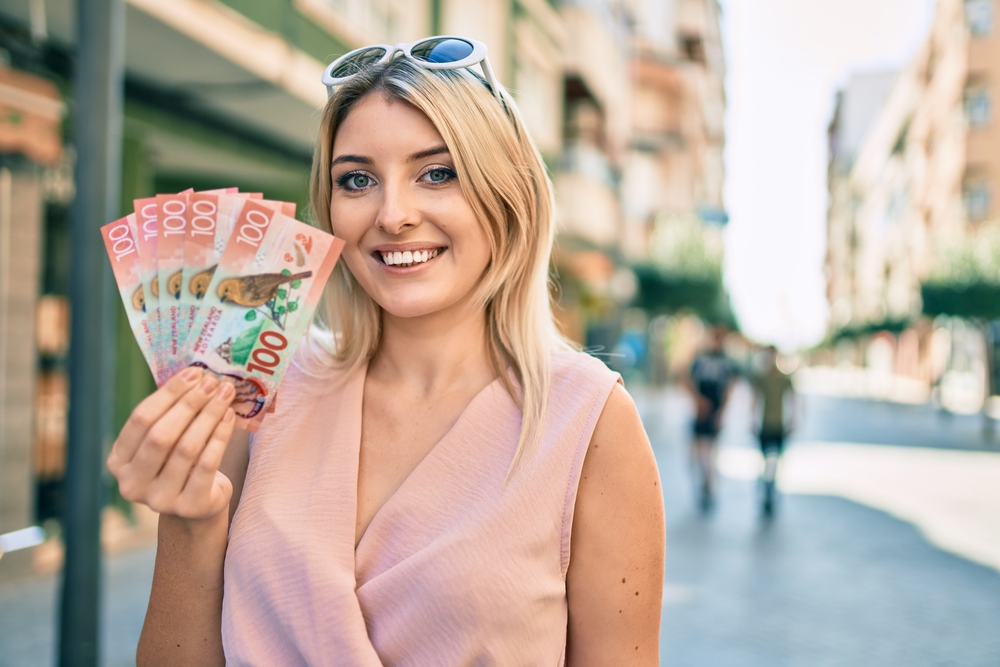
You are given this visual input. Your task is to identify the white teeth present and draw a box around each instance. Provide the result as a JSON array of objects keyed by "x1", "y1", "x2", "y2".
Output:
[{"x1": 380, "y1": 249, "x2": 442, "y2": 267}]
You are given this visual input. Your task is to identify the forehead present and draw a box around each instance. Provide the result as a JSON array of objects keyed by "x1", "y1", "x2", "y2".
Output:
[{"x1": 332, "y1": 93, "x2": 445, "y2": 157}]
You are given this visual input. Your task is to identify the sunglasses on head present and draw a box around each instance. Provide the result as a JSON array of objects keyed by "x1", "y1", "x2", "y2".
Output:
[{"x1": 321, "y1": 35, "x2": 504, "y2": 108}]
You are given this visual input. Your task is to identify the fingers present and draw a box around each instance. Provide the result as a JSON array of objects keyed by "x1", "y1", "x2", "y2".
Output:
[
  {"x1": 124, "y1": 374, "x2": 221, "y2": 487},
  {"x1": 109, "y1": 367, "x2": 204, "y2": 468},
  {"x1": 178, "y1": 407, "x2": 237, "y2": 518},
  {"x1": 151, "y1": 382, "x2": 236, "y2": 502}
]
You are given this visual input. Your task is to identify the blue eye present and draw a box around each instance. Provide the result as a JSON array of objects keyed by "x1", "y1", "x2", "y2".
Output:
[
  {"x1": 336, "y1": 171, "x2": 375, "y2": 191},
  {"x1": 347, "y1": 174, "x2": 370, "y2": 188},
  {"x1": 423, "y1": 167, "x2": 456, "y2": 184}
]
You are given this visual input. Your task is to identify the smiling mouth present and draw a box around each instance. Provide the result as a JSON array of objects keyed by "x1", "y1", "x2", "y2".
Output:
[{"x1": 377, "y1": 248, "x2": 444, "y2": 267}]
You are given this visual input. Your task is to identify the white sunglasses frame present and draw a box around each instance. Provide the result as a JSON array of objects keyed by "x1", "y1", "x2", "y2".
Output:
[{"x1": 321, "y1": 35, "x2": 504, "y2": 107}]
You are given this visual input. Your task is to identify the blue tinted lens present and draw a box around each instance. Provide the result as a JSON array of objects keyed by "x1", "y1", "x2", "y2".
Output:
[{"x1": 411, "y1": 38, "x2": 474, "y2": 64}]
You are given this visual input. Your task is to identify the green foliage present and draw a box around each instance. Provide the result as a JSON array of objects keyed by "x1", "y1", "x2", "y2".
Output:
[
  {"x1": 829, "y1": 316, "x2": 912, "y2": 343},
  {"x1": 921, "y1": 223, "x2": 1000, "y2": 319},
  {"x1": 244, "y1": 310, "x2": 256, "y2": 321},
  {"x1": 633, "y1": 213, "x2": 732, "y2": 324}
]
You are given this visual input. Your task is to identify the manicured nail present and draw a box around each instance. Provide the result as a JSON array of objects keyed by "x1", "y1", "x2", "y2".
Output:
[
  {"x1": 217, "y1": 383, "x2": 235, "y2": 401},
  {"x1": 181, "y1": 367, "x2": 201, "y2": 382},
  {"x1": 200, "y1": 376, "x2": 219, "y2": 394}
]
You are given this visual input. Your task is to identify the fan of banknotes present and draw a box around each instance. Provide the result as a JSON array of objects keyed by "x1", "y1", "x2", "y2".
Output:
[{"x1": 100, "y1": 188, "x2": 345, "y2": 432}]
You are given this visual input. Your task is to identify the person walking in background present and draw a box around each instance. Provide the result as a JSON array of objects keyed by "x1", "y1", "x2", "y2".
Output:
[
  {"x1": 685, "y1": 326, "x2": 736, "y2": 512},
  {"x1": 752, "y1": 345, "x2": 797, "y2": 517}
]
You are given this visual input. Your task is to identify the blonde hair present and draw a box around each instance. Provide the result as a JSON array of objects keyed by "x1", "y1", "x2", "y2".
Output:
[{"x1": 308, "y1": 58, "x2": 570, "y2": 473}]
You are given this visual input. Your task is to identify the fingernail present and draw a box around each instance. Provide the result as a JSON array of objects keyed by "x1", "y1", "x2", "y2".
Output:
[
  {"x1": 223, "y1": 408, "x2": 235, "y2": 423},
  {"x1": 201, "y1": 376, "x2": 219, "y2": 394},
  {"x1": 181, "y1": 367, "x2": 200, "y2": 382},
  {"x1": 217, "y1": 383, "x2": 235, "y2": 401}
]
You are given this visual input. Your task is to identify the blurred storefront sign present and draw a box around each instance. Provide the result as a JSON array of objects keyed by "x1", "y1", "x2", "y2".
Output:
[{"x1": 0, "y1": 66, "x2": 64, "y2": 166}]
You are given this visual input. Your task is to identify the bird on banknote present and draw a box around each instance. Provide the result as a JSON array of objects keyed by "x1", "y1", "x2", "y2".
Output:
[
  {"x1": 167, "y1": 270, "x2": 183, "y2": 300},
  {"x1": 131, "y1": 286, "x2": 145, "y2": 312},
  {"x1": 217, "y1": 271, "x2": 313, "y2": 307},
  {"x1": 189, "y1": 265, "x2": 217, "y2": 299}
]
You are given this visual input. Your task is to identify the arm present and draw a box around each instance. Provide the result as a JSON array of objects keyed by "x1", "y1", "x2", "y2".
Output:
[
  {"x1": 565, "y1": 384, "x2": 666, "y2": 666},
  {"x1": 136, "y1": 428, "x2": 250, "y2": 666},
  {"x1": 105, "y1": 369, "x2": 250, "y2": 667}
]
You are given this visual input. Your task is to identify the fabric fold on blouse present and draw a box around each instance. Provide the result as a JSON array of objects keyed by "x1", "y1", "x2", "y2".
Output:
[{"x1": 222, "y1": 347, "x2": 620, "y2": 666}]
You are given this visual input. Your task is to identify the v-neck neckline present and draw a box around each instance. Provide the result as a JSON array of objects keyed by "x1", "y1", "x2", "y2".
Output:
[{"x1": 351, "y1": 362, "x2": 503, "y2": 555}]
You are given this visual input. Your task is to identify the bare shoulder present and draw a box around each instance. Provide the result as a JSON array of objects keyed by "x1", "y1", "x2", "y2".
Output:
[
  {"x1": 566, "y1": 383, "x2": 665, "y2": 666},
  {"x1": 220, "y1": 428, "x2": 251, "y2": 524}
]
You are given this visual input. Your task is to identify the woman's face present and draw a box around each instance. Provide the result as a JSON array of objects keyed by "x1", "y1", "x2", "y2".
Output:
[{"x1": 329, "y1": 93, "x2": 491, "y2": 320}]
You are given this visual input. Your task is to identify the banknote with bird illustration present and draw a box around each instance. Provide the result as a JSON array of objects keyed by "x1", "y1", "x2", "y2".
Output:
[{"x1": 101, "y1": 189, "x2": 345, "y2": 431}]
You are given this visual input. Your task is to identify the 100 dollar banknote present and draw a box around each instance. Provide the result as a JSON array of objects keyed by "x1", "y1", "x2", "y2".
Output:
[
  {"x1": 188, "y1": 199, "x2": 344, "y2": 431},
  {"x1": 101, "y1": 215, "x2": 161, "y2": 378}
]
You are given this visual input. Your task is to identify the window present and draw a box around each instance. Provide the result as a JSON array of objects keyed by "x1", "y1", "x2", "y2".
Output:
[
  {"x1": 964, "y1": 86, "x2": 991, "y2": 127},
  {"x1": 966, "y1": 0, "x2": 994, "y2": 36},
  {"x1": 963, "y1": 181, "x2": 991, "y2": 220}
]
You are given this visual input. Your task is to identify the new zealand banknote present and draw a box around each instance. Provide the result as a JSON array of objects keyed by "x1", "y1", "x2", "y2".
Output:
[
  {"x1": 188, "y1": 199, "x2": 343, "y2": 431},
  {"x1": 178, "y1": 193, "x2": 293, "y2": 368},
  {"x1": 132, "y1": 196, "x2": 168, "y2": 384},
  {"x1": 100, "y1": 214, "x2": 161, "y2": 379}
]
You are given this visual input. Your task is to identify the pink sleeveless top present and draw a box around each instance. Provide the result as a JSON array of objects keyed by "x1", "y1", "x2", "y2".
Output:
[{"x1": 222, "y1": 348, "x2": 621, "y2": 666}]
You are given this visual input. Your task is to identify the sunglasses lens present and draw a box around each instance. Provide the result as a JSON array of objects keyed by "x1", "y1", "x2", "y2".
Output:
[
  {"x1": 330, "y1": 47, "x2": 388, "y2": 78},
  {"x1": 411, "y1": 38, "x2": 474, "y2": 64}
]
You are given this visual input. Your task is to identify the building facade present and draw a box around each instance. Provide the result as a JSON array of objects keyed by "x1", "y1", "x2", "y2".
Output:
[
  {"x1": 0, "y1": 0, "x2": 725, "y2": 575},
  {"x1": 826, "y1": 0, "x2": 998, "y2": 332}
]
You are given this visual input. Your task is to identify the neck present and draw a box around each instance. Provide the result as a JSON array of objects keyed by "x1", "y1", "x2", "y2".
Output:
[{"x1": 370, "y1": 301, "x2": 495, "y2": 399}]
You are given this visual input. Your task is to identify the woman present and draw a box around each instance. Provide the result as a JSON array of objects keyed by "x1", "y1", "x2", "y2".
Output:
[{"x1": 109, "y1": 36, "x2": 665, "y2": 666}]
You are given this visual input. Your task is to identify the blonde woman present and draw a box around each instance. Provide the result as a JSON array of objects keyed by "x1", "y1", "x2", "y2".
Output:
[{"x1": 108, "y1": 36, "x2": 665, "y2": 666}]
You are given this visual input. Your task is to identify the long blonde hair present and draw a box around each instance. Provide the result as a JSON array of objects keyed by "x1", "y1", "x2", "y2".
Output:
[{"x1": 308, "y1": 57, "x2": 570, "y2": 473}]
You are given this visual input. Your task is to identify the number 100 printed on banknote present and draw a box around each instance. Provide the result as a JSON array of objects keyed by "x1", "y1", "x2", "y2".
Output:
[{"x1": 188, "y1": 199, "x2": 344, "y2": 431}]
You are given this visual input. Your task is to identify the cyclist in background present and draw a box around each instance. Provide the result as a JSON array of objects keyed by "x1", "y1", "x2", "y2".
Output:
[{"x1": 685, "y1": 327, "x2": 736, "y2": 512}]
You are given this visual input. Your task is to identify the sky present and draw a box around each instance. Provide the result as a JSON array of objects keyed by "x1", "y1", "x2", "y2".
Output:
[{"x1": 719, "y1": 0, "x2": 939, "y2": 350}]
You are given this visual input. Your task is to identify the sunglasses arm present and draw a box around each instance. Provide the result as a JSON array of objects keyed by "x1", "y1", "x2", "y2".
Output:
[{"x1": 479, "y1": 57, "x2": 505, "y2": 109}]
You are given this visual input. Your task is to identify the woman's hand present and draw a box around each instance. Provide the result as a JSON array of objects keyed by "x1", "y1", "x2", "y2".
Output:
[{"x1": 107, "y1": 367, "x2": 237, "y2": 523}]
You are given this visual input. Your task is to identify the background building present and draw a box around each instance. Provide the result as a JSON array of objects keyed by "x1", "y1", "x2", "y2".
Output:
[
  {"x1": 0, "y1": 0, "x2": 725, "y2": 577},
  {"x1": 826, "y1": 0, "x2": 999, "y2": 332}
]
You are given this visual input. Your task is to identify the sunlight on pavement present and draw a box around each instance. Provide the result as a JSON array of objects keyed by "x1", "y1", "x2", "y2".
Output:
[{"x1": 717, "y1": 443, "x2": 1000, "y2": 572}]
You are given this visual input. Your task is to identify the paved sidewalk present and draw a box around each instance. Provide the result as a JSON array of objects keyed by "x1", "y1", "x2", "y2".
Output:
[
  {"x1": 0, "y1": 546, "x2": 154, "y2": 667},
  {"x1": 640, "y1": 384, "x2": 1000, "y2": 667}
]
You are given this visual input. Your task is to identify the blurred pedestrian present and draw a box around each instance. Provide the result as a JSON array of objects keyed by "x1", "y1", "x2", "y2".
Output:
[
  {"x1": 685, "y1": 326, "x2": 736, "y2": 511},
  {"x1": 751, "y1": 345, "x2": 797, "y2": 516}
]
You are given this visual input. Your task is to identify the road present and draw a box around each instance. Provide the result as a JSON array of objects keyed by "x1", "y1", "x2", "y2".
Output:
[
  {"x1": 2, "y1": 383, "x2": 999, "y2": 666},
  {"x1": 642, "y1": 382, "x2": 1000, "y2": 667}
]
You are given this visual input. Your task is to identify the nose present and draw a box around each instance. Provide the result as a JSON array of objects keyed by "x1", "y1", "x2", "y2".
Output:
[{"x1": 375, "y1": 182, "x2": 419, "y2": 235}]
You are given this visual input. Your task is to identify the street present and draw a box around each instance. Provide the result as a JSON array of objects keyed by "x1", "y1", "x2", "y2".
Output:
[
  {"x1": 644, "y1": 382, "x2": 1000, "y2": 667},
  {"x1": 2, "y1": 384, "x2": 1000, "y2": 666}
]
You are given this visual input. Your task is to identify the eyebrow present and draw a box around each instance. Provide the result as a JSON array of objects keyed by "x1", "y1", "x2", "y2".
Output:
[
  {"x1": 329, "y1": 145, "x2": 450, "y2": 168},
  {"x1": 407, "y1": 145, "x2": 450, "y2": 162},
  {"x1": 330, "y1": 154, "x2": 372, "y2": 167}
]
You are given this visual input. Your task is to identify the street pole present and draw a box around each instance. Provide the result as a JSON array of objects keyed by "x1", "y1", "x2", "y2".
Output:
[{"x1": 59, "y1": 0, "x2": 124, "y2": 664}]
